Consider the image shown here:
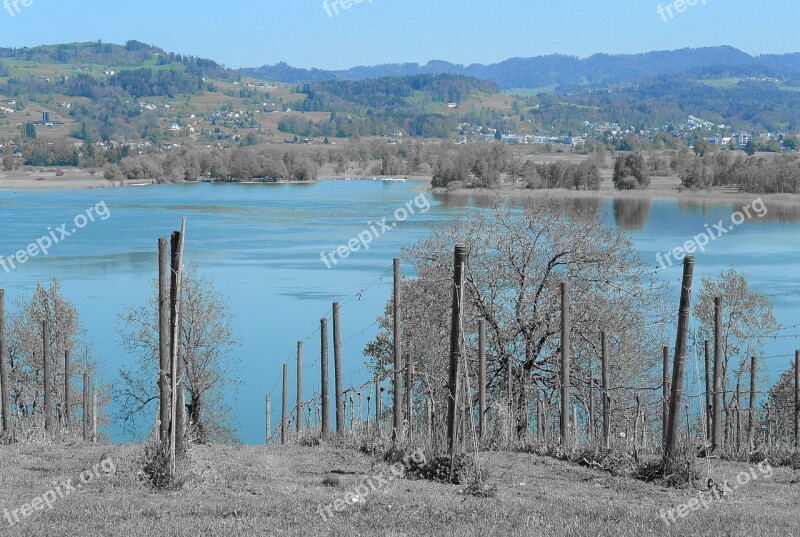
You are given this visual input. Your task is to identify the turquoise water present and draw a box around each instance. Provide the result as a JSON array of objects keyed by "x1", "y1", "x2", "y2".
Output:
[{"x1": 0, "y1": 182, "x2": 798, "y2": 444}]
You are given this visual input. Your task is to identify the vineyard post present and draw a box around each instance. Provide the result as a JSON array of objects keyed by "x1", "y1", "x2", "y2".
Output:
[
  {"x1": 795, "y1": 350, "x2": 800, "y2": 448},
  {"x1": 749, "y1": 355, "x2": 757, "y2": 449},
  {"x1": 333, "y1": 302, "x2": 344, "y2": 434},
  {"x1": 266, "y1": 394, "x2": 271, "y2": 445},
  {"x1": 446, "y1": 245, "x2": 468, "y2": 478},
  {"x1": 43, "y1": 320, "x2": 53, "y2": 433},
  {"x1": 296, "y1": 341, "x2": 303, "y2": 432},
  {"x1": 320, "y1": 317, "x2": 330, "y2": 435},
  {"x1": 601, "y1": 331, "x2": 609, "y2": 449},
  {"x1": 91, "y1": 385, "x2": 97, "y2": 443},
  {"x1": 712, "y1": 296, "x2": 723, "y2": 451},
  {"x1": 478, "y1": 319, "x2": 486, "y2": 440},
  {"x1": 282, "y1": 363, "x2": 288, "y2": 445},
  {"x1": 662, "y1": 345, "x2": 670, "y2": 444},
  {"x1": 83, "y1": 370, "x2": 89, "y2": 441},
  {"x1": 0, "y1": 290, "x2": 10, "y2": 434},
  {"x1": 169, "y1": 221, "x2": 187, "y2": 468},
  {"x1": 664, "y1": 256, "x2": 694, "y2": 466},
  {"x1": 560, "y1": 281, "x2": 570, "y2": 446},
  {"x1": 406, "y1": 336, "x2": 414, "y2": 441},
  {"x1": 588, "y1": 370, "x2": 594, "y2": 444},
  {"x1": 704, "y1": 340, "x2": 712, "y2": 442},
  {"x1": 64, "y1": 349, "x2": 71, "y2": 429},
  {"x1": 158, "y1": 237, "x2": 170, "y2": 442},
  {"x1": 393, "y1": 258, "x2": 403, "y2": 444}
]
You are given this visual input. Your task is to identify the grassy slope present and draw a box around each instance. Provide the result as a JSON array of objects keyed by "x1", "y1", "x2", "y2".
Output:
[{"x1": 0, "y1": 443, "x2": 799, "y2": 536}]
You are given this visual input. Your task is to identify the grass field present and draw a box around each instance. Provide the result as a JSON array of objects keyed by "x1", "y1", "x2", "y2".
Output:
[{"x1": 1, "y1": 442, "x2": 798, "y2": 536}]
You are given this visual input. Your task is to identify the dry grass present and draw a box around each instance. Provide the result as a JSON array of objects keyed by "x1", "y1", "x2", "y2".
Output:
[{"x1": 0, "y1": 441, "x2": 798, "y2": 536}]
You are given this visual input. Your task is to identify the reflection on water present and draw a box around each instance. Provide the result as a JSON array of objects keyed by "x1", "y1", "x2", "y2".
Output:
[{"x1": 613, "y1": 198, "x2": 652, "y2": 230}]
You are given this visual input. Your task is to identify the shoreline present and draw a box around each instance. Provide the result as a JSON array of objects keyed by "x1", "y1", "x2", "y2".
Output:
[{"x1": 2, "y1": 170, "x2": 797, "y2": 206}]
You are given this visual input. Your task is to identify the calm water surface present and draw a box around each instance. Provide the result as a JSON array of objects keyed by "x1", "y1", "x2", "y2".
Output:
[{"x1": 0, "y1": 181, "x2": 798, "y2": 443}]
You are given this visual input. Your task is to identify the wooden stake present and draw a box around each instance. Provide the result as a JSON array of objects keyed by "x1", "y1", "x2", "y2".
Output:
[
  {"x1": 749, "y1": 355, "x2": 757, "y2": 450},
  {"x1": 64, "y1": 349, "x2": 71, "y2": 429},
  {"x1": 157, "y1": 237, "x2": 170, "y2": 442},
  {"x1": 282, "y1": 363, "x2": 289, "y2": 445},
  {"x1": 266, "y1": 394, "x2": 271, "y2": 445},
  {"x1": 169, "y1": 219, "x2": 186, "y2": 471},
  {"x1": 664, "y1": 256, "x2": 694, "y2": 465},
  {"x1": 83, "y1": 370, "x2": 89, "y2": 441},
  {"x1": 712, "y1": 296, "x2": 723, "y2": 451},
  {"x1": 320, "y1": 317, "x2": 330, "y2": 435},
  {"x1": 795, "y1": 350, "x2": 800, "y2": 449},
  {"x1": 392, "y1": 258, "x2": 403, "y2": 444},
  {"x1": 560, "y1": 281, "x2": 570, "y2": 446},
  {"x1": 601, "y1": 331, "x2": 610, "y2": 449},
  {"x1": 333, "y1": 302, "x2": 344, "y2": 434},
  {"x1": 446, "y1": 246, "x2": 468, "y2": 474},
  {"x1": 588, "y1": 371, "x2": 594, "y2": 444},
  {"x1": 0, "y1": 290, "x2": 12, "y2": 434},
  {"x1": 662, "y1": 345, "x2": 670, "y2": 444},
  {"x1": 406, "y1": 337, "x2": 414, "y2": 441},
  {"x1": 91, "y1": 385, "x2": 97, "y2": 443},
  {"x1": 478, "y1": 319, "x2": 486, "y2": 440},
  {"x1": 42, "y1": 320, "x2": 53, "y2": 433},
  {"x1": 704, "y1": 340, "x2": 712, "y2": 441},
  {"x1": 296, "y1": 341, "x2": 303, "y2": 432}
]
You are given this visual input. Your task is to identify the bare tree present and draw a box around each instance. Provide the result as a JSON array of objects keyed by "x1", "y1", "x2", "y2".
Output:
[
  {"x1": 366, "y1": 199, "x2": 670, "y2": 440},
  {"x1": 116, "y1": 266, "x2": 240, "y2": 443},
  {"x1": 694, "y1": 268, "x2": 780, "y2": 444},
  {"x1": 5, "y1": 278, "x2": 106, "y2": 434}
]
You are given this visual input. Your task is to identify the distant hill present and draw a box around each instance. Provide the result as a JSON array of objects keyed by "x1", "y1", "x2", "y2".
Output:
[{"x1": 244, "y1": 46, "x2": 800, "y2": 89}]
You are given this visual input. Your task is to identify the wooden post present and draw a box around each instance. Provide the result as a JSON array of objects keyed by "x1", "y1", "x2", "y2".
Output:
[
  {"x1": 406, "y1": 337, "x2": 414, "y2": 441},
  {"x1": 664, "y1": 256, "x2": 694, "y2": 465},
  {"x1": 333, "y1": 302, "x2": 344, "y2": 434},
  {"x1": 42, "y1": 320, "x2": 53, "y2": 433},
  {"x1": 795, "y1": 350, "x2": 800, "y2": 449},
  {"x1": 478, "y1": 319, "x2": 486, "y2": 440},
  {"x1": 64, "y1": 349, "x2": 71, "y2": 429},
  {"x1": 446, "y1": 246, "x2": 468, "y2": 473},
  {"x1": 91, "y1": 385, "x2": 97, "y2": 443},
  {"x1": 601, "y1": 332, "x2": 610, "y2": 449},
  {"x1": 320, "y1": 317, "x2": 330, "y2": 435},
  {"x1": 749, "y1": 355, "x2": 757, "y2": 449},
  {"x1": 662, "y1": 345, "x2": 670, "y2": 444},
  {"x1": 588, "y1": 371, "x2": 594, "y2": 444},
  {"x1": 266, "y1": 394, "x2": 271, "y2": 445},
  {"x1": 735, "y1": 382, "x2": 742, "y2": 452},
  {"x1": 282, "y1": 363, "x2": 289, "y2": 445},
  {"x1": 536, "y1": 389, "x2": 544, "y2": 441},
  {"x1": 375, "y1": 358, "x2": 382, "y2": 433},
  {"x1": 158, "y1": 237, "x2": 170, "y2": 442},
  {"x1": 392, "y1": 258, "x2": 403, "y2": 444},
  {"x1": 296, "y1": 341, "x2": 303, "y2": 433},
  {"x1": 704, "y1": 340, "x2": 712, "y2": 441},
  {"x1": 82, "y1": 370, "x2": 89, "y2": 441},
  {"x1": 712, "y1": 296, "x2": 723, "y2": 451},
  {"x1": 560, "y1": 281, "x2": 570, "y2": 446},
  {"x1": 0, "y1": 290, "x2": 11, "y2": 434},
  {"x1": 169, "y1": 220, "x2": 187, "y2": 468}
]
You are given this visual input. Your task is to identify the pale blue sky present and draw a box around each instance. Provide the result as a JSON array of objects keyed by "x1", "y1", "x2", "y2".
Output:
[{"x1": 0, "y1": 0, "x2": 797, "y2": 69}]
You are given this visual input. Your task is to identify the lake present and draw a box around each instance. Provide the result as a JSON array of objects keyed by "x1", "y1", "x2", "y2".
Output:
[{"x1": 0, "y1": 180, "x2": 798, "y2": 444}]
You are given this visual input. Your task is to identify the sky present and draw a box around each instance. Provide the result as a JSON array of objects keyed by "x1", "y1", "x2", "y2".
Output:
[{"x1": 0, "y1": 0, "x2": 798, "y2": 70}]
